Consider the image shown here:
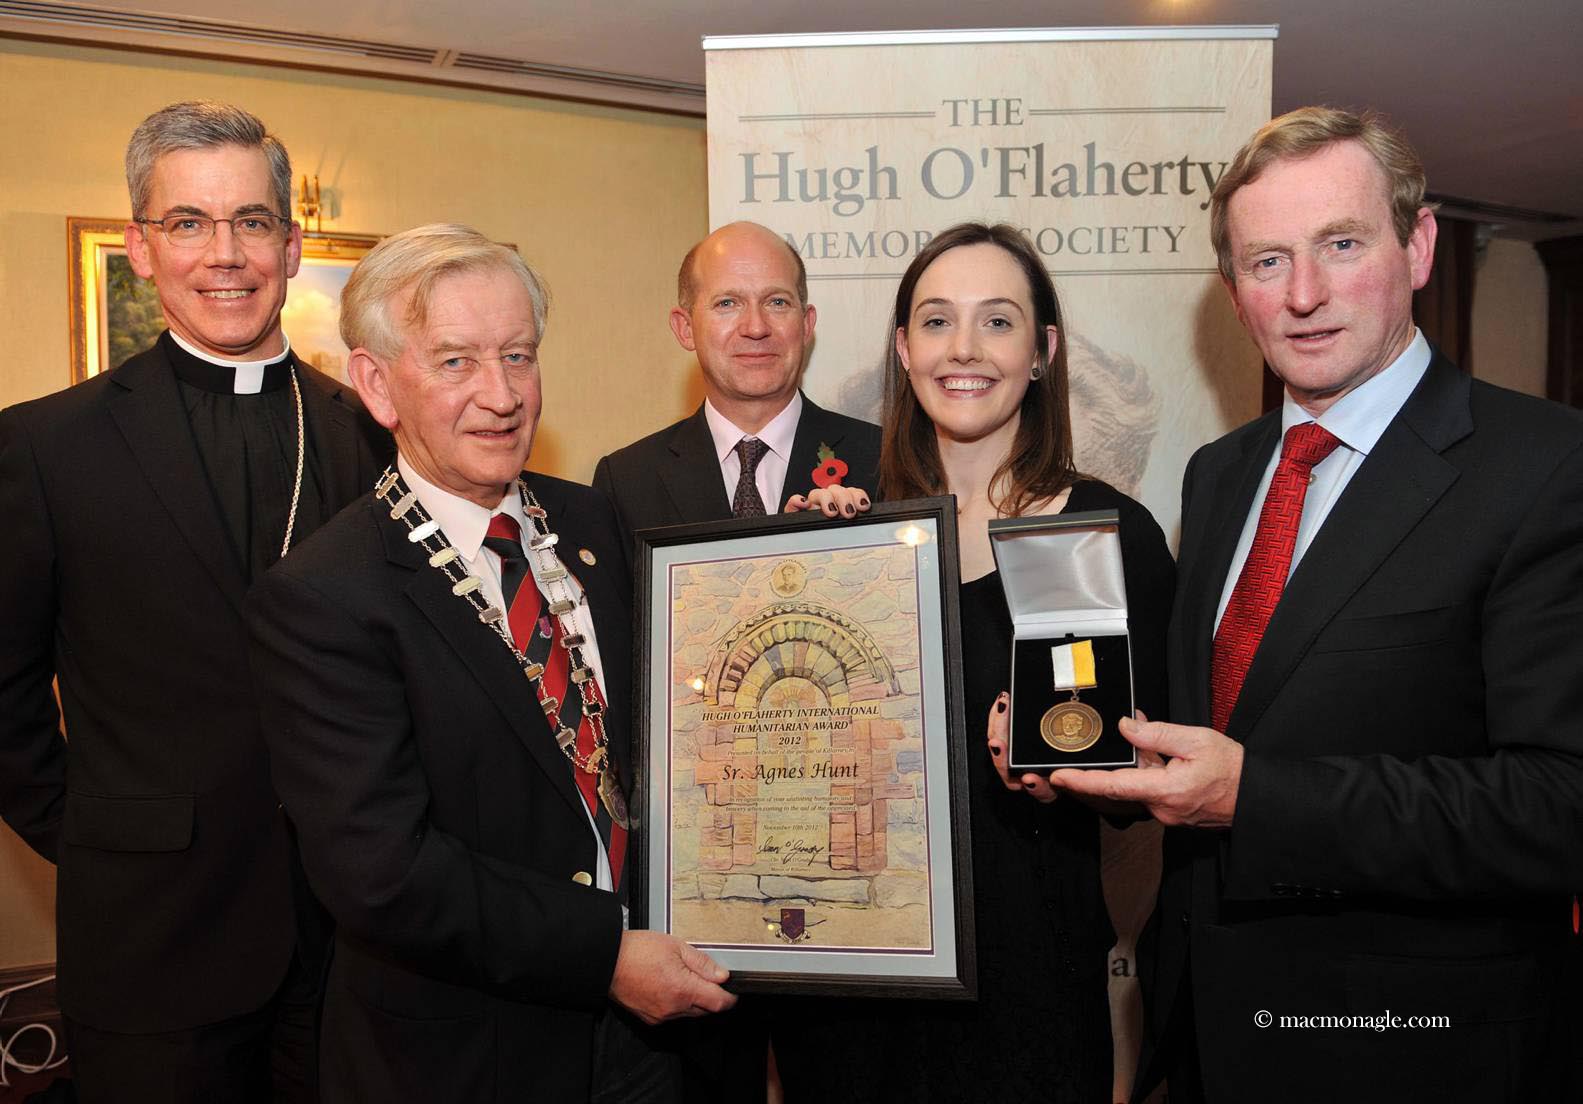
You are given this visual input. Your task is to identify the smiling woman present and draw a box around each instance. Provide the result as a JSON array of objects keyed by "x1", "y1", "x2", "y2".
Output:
[
  {"x1": 897, "y1": 241, "x2": 1058, "y2": 457},
  {"x1": 774, "y1": 223, "x2": 1177, "y2": 1103}
]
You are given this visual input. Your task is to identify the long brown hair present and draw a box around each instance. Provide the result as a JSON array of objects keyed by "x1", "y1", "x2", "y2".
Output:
[{"x1": 878, "y1": 222, "x2": 1079, "y2": 517}]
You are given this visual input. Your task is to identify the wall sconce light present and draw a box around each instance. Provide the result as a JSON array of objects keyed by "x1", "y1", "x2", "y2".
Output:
[{"x1": 298, "y1": 175, "x2": 323, "y2": 233}]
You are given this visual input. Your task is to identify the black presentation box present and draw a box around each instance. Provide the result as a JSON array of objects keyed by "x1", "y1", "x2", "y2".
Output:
[{"x1": 989, "y1": 509, "x2": 1137, "y2": 771}]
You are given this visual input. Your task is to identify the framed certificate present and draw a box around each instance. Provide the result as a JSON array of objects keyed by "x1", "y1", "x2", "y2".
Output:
[{"x1": 631, "y1": 498, "x2": 974, "y2": 998}]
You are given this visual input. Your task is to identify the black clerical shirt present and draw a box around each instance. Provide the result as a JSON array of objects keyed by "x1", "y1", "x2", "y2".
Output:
[{"x1": 162, "y1": 331, "x2": 329, "y2": 580}]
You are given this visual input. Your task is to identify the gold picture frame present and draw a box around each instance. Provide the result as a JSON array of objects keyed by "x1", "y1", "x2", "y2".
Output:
[{"x1": 67, "y1": 217, "x2": 382, "y2": 384}]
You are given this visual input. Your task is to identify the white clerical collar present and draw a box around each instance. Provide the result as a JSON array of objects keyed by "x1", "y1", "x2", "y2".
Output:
[
  {"x1": 704, "y1": 391, "x2": 803, "y2": 464},
  {"x1": 169, "y1": 330, "x2": 293, "y2": 395},
  {"x1": 1281, "y1": 328, "x2": 1431, "y2": 456},
  {"x1": 396, "y1": 456, "x2": 522, "y2": 561}
]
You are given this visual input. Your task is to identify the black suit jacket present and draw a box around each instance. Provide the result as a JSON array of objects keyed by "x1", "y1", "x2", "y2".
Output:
[
  {"x1": 592, "y1": 393, "x2": 879, "y2": 1099},
  {"x1": 592, "y1": 393, "x2": 882, "y2": 549},
  {"x1": 1140, "y1": 353, "x2": 1583, "y2": 1101},
  {"x1": 0, "y1": 340, "x2": 387, "y2": 1032},
  {"x1": 247, "y1": 472, "x2": 630, "y2": 1103}
]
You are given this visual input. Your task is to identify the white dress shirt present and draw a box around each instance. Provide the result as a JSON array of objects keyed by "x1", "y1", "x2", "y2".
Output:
[
  {"x1": 1214, "y1": 329, "x2": 1433, "y2": 633},
  {"x1": 397, "y1": 456, "x2": 613, "y2": 892},
  {"x1": 704, "y1": 391, "x2": 803, "y2": 512}
]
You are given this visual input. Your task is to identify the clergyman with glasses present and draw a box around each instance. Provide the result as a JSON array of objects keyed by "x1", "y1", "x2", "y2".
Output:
[{"x1": 0, "y1": 100, "x2": 387, "y2": 1102}]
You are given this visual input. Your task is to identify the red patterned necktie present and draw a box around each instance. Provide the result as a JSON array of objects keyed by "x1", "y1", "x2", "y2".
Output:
[
  {"x1": 483, "y1": 514, "x2": 627, "y2": 890},
  {"x1": 1210, "y1": 423, "x2": 1342, "y2": 733}
]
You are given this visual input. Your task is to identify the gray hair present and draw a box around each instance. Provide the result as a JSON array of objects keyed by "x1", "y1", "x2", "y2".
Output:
[
  {"x1": 339, "y1": 223, "x2": 550, "y2": 359},
  {"x1": 125, "y1": 100, "x2": 293, "y2": 219}
]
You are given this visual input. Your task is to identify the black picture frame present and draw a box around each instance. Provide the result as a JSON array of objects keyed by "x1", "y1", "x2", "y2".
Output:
[{"x1": 629, "y1": 497, "x2": 974, "y2": 999}]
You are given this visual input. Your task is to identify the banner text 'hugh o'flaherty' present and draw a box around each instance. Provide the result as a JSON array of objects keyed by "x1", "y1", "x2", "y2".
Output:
[
  {"x1": 744, "y1": 136, "x2": 1225, "y2": 262},
  {"x1": 706, "y1": 29, "x2": 1276, "y2": 542}
]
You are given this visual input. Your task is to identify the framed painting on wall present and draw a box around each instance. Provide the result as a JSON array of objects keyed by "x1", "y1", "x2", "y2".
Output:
[{"x1": 67, "y1": 216, "x2": 380, "y2": 385}]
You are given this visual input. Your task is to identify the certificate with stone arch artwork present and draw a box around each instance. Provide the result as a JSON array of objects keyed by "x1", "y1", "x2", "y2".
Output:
[{"x1": 633, "y1": 499, "x2": 973, "y2": 998}]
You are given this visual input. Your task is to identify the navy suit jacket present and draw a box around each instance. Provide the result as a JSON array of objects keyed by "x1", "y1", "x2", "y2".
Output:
[
  {"x1": 1139, "y1": 352, "x2": 1583, "y2": 1101},
  {"x1": 248, "y1": 472, "x2": 630, "y2": 1103}
]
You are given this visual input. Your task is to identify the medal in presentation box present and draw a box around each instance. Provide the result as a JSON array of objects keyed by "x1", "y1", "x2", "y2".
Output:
[{"x1": 988, "y1": 509, "x2": 1137, "y2": 771}]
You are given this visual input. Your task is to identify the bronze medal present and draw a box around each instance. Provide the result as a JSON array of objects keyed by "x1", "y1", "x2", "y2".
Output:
[{"x1": 1040, "y1": 700, "x2": 1103, "y2": 752}]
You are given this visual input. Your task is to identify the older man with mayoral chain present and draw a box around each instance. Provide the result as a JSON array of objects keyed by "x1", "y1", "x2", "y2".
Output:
[{"x1": 247, "y1": 223, "x2": 736, "y2": 1103}]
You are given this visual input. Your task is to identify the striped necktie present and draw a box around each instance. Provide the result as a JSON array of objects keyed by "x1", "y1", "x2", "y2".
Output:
[{"x1": 483, "y1": 513, "x2": 627, "y2": 890}]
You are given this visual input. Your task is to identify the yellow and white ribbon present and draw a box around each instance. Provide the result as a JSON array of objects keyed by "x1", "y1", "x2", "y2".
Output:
[{"x1": 1051, "y1": 639, "x2": 1097, "y2": 692}]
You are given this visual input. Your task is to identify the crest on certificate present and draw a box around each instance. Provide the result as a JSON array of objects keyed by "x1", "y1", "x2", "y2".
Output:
[{"x1": 769, "y1": 559, "x2": 808, "y2": 598}]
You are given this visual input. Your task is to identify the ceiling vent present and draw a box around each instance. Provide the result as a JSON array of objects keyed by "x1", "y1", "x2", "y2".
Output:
[
  {"x1": 450, "y1": 51, "x2": 702, "y2": 98},
  {"x1": 0, "y1": 0, "x2": 704, "y2": 112}
]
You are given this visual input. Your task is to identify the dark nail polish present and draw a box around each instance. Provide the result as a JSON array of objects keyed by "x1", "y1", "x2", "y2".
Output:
[{"x1": 995, "y1": 700, "x2": 1007, "y2": 713}]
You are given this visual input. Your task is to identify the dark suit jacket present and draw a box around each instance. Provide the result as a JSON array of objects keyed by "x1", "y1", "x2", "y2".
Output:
[
  {"x1": 592, "y1": 393, "x2": 879, "y2": 1099},
  {"x1": 1140, "y1": 353, "x2": 1583, "y2": 1102},
  {"x1": 247, "y1": 472, "x2": 630, "y2": 1103},
  {"x1": 591, "y1": 392, "x2": 882, "y2": 550},
  {"x1": 0, "y1": 340, "x2": 386, "y2": 1033}
]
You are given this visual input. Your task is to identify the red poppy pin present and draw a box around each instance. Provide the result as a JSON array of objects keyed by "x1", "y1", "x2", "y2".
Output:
[{"x1": 811, "y1": 443, "x2": 849, "y2": 488}]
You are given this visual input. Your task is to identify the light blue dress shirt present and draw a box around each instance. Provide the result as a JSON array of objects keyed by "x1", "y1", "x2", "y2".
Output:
[{"x1": 1214, "y1": 330, "x2": 1433, "y2": 633}]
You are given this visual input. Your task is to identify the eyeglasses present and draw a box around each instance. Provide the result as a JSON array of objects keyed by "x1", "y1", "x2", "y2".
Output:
[{"x1": 133, "y1": 213, "x2": 292, "y2": 247}]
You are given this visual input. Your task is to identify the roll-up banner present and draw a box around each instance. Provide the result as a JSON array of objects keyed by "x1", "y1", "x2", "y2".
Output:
[
  {"x1": 704, "y1": 27, "x2": 1275, "y2": 544},
  {"x1": 705, "y1": 28, "x2": 1275, "y2": 1099}
]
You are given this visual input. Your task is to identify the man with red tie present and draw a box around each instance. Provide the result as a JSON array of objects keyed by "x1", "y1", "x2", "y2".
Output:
[
  {"x1": 247, "y1": 223, "x2": 734, "y2": 1103},
  {"x1": 1050, "y1": 108, "x2": 1583, "y2": 1102}
]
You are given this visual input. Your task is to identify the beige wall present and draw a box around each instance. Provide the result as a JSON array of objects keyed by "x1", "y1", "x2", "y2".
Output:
[
  {"x1": 1471, "y1": 237, "x2": 1548, "y2": 397},
  {"x1": 0, "y1": 37, "x2": 708, "y2": 968},
  {"x1": 0, "y1": 826, "x2": 54, "y2": 969}
]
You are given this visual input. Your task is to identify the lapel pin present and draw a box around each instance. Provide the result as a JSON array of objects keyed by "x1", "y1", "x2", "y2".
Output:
[
  {"x1": 812, "y1": 442, "x2": 849, "y2": 488},
  {"x1": 579, "y1": 548, "x2": 597, "y2": 566}
]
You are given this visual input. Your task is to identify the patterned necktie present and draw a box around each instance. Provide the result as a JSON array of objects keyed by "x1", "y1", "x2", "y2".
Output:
[
  {"x1": 483, "y1": 514, "x2": 627, "y2": 891},
  {"x1": 733, "y1": 436, "x2": 769, "y2": 517},
  {"x1": 1210, "y1": 423, "x2": 1342, "y2": 733}
]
